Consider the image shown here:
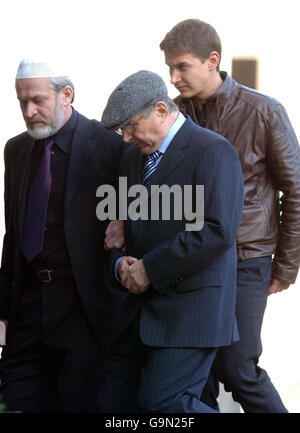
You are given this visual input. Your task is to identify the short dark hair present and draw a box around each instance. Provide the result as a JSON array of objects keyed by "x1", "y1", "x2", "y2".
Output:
[{"x1": 160, "y1": 19, "x2": 222, "y2": 70}]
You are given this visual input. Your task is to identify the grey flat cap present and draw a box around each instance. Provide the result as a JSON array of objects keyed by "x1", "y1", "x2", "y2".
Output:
[{"x1": 101, "y1": 70, "x2": 168, "y2": 130}]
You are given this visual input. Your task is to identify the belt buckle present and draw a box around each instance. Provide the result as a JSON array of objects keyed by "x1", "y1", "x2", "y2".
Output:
[{"x1": 39, "y1": 269, "x2": 52, "y2": 283}]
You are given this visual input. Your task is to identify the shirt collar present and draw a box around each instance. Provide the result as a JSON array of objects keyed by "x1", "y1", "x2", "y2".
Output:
[
  {"x1": 158, "y1": 111, "x2": 186, "y2": 154},
  {"x1": 52, "y1": 108, "x2": 77, "y2": 154}
]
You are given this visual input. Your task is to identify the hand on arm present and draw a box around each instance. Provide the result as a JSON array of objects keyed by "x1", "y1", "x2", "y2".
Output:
[
  {"x1": 269, "y1": 278, "x2": 290, "y2": 295},
  {"x1": 104, "y1": 220, "x2": 125, "y2": 252}
]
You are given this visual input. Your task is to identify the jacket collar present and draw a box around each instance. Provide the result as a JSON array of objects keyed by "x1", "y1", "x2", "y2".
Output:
[
  {"x1": 17, "y1": 135, "x2": 35, "y2": 243},
  {"x1": 175, "y1": 71, "x2": 238, "y2": 110},
  {"x1": 206, "y1": 71, "x2": 237, "y2": 101},
  {"x1": 174, "y1": 72, "x2": 240, "y2": 129},
  {"x1": 64, "y1": 111, "x2": 98, "y2": 210}
]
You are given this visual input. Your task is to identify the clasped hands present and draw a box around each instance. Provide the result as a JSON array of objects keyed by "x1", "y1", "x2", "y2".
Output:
[
  {"x1": 104, "y1": 221, "x2": 150, "y2": 294},
  {"x1": 118, "y1": 257, "x2": 150, "y2": 294}
]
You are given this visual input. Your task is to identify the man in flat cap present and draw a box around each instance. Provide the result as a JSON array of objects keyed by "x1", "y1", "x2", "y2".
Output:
[
  {"x1": 0, "y1": 58, "x2": 125, "y2": 412},
  {"x1": 100, "y1": 70, "x2": 244, "y2": 412}
]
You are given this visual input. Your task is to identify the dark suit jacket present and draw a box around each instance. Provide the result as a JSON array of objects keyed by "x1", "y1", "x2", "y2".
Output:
[
  {"x1": 112, "y1": 116, "x2": 244, "y2": 348},
  {"x1": 0, "y1": 110, "x2": 125, "y2": 351}
]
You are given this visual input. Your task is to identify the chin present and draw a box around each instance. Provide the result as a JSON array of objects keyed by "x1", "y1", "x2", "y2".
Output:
[
  {"x1": 27, "y1": 126, "x2": 53, "y2": 140},
  {"x1": 178, "y1": 89, "x2": 195, "y2": 98}
]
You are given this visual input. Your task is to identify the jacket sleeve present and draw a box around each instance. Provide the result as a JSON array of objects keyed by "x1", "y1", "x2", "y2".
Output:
[
  {"x1": 267, "y1": 103, "x2": 300, "y2": 283},
  {"x1": 0, "y1": 142, "x2": 15, "y2": 320},
  {"x1": 143, "y1": 138, "x2": 244, "y2": 294}
]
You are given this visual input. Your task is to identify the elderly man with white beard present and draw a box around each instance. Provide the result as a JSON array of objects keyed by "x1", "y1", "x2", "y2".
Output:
[{"x1": 0, "y1": 58, "x2": 125, "y2": 412}]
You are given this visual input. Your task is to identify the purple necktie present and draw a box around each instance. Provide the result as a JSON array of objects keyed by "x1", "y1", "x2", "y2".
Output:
[{"x1": 22, "y1": 139, "x2": 53, "y2": 262}]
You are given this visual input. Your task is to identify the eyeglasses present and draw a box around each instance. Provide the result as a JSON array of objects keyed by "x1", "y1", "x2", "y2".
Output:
[
  {"x1": 116, "y1": 121, "x2": 139, "y2": 136},
  {"x1": 116, "y1": 113, "x2": 145, "y2": 136},
  {"x1": 116, "y1": 122, "x2": 138, "y2": 136}
]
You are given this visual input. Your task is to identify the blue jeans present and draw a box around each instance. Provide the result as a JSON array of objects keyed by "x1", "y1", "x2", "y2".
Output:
[{"x1": 201, "y1": 256, "x2": 288, "y2": 413}]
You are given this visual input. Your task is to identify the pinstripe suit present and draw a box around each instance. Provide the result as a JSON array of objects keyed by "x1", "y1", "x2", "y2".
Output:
[{"x1": 103, "y1": 116, "x2": 244, "y2": 412}]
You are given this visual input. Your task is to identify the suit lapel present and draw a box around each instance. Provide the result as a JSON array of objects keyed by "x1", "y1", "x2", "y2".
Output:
[
  {"x1": 126, "y1": 149, "x2": 144, "y2": 187},
  {"x1": 147, "y1": 144, "x2": 184, "y2": 191},
  {"x1": 145, "y1": 117, "x2": 195, "y2": 196},
  {"x1": 17, "y1": 136, "x2": 35, "y2": 244},
  {"x1": 65, "y1": 114, "x2": 97, "y2": 210}
]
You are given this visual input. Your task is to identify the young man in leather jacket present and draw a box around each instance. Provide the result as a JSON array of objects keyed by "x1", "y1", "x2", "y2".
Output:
[{"x1": 159, "y1": 18, "x2": 300, "y2": 413}]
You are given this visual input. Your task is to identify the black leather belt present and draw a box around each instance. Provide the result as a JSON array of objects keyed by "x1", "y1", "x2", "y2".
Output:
[{"x1": 35, "y1": 267, "x2": 72, "y2": 283}]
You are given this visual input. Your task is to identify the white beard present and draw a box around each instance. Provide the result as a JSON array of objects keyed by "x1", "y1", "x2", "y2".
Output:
[{"x1": 27, "y1": 98, "x2": 66, "y2": 140}]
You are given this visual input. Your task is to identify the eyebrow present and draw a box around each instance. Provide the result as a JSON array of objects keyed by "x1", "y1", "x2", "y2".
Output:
[
  {"x1": 167, "y1": 61, "x2": 190, "y2": 68},
  {"x1": 18, "y1": 94, "x2": 47, "y2": 101}
]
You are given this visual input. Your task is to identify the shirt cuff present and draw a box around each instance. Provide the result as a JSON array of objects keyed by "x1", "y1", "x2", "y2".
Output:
[{"x1": 114, "y1": 256, "x2": 127, "y2": 281}]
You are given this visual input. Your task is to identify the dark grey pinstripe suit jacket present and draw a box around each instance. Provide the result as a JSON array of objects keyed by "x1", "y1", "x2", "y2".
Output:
[{"x1": 112, "y1": 116, "x2": 244, "y2": 349}]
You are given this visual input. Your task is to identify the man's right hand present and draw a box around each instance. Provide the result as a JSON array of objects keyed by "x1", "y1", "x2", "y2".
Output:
[
  {"x1": 269, "y1": 278, "x2": 290, "y2": 295},
  {"x1": 104, "y1": 220, "x2": 125, "y2": 252},
  {"x1": 0, "y1": 320, "x2": 8, "y2": 347}
]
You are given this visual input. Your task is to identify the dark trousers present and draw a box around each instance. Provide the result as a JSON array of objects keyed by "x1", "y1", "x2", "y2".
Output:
[
  {"x1": 100, "y1": 313, "x2": 218, "y2": 413},
  {"x1": 201, "y1": 256, "x2": 288, "y2": 413},
  {"x1": 0, "y1": 275, "x2": 105, "y2": 413}
]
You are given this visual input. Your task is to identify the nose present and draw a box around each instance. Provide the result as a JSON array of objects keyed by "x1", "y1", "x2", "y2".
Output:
[
  {"x1": 170, "y1": 69, "x2": 181, "y2": 85},
  {"x1": 24, "y1": 101, "x2": 38, "y2": 119}
]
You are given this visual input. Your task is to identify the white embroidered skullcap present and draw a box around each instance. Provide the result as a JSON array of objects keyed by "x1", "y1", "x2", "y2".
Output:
[{"x1": 16, "y1": 58, "x2": 70, "y2": 79}]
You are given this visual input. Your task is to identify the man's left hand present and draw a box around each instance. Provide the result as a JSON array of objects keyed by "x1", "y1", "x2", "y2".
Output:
[
  {"x1": 269, "y1": 278, "x2": 290, "y2": 295},
  {"x1": 125, "y1": 259, "x2": 150, "y2": 294}
]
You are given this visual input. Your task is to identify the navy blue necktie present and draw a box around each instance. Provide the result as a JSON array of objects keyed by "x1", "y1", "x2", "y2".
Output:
[
  {"x1": 22, "y1": 139, "x2": 53, "y2": 262},
  {"x1": 141, "y1": 150, "x2": 162, "y2": 185}
]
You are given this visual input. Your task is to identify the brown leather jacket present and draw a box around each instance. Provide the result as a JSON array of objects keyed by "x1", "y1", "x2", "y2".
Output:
[{"x1": 175, "y1": 72, "x2": 300, "y2": 283}]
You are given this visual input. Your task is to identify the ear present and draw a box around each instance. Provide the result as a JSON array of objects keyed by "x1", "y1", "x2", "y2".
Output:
[
  {"x1": 207, "y1": 51, "x2": 221, "y2": 71},
  {"x1": 60, "y1": 85, "x2": 73, "y2": 105},
  {"x1": 154, "y1": 101, "x2": 169, "y2": 119}
]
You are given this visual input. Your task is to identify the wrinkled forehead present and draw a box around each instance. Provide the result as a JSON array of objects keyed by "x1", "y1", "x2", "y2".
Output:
[{"x1": 15, "y1": 77, "x2": 54, "y2": 98}]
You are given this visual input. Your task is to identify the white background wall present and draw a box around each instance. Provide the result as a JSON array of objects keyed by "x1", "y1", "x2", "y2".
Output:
[{"x1": 1, "y1": 0, "x2": 300, "y2": 412}]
